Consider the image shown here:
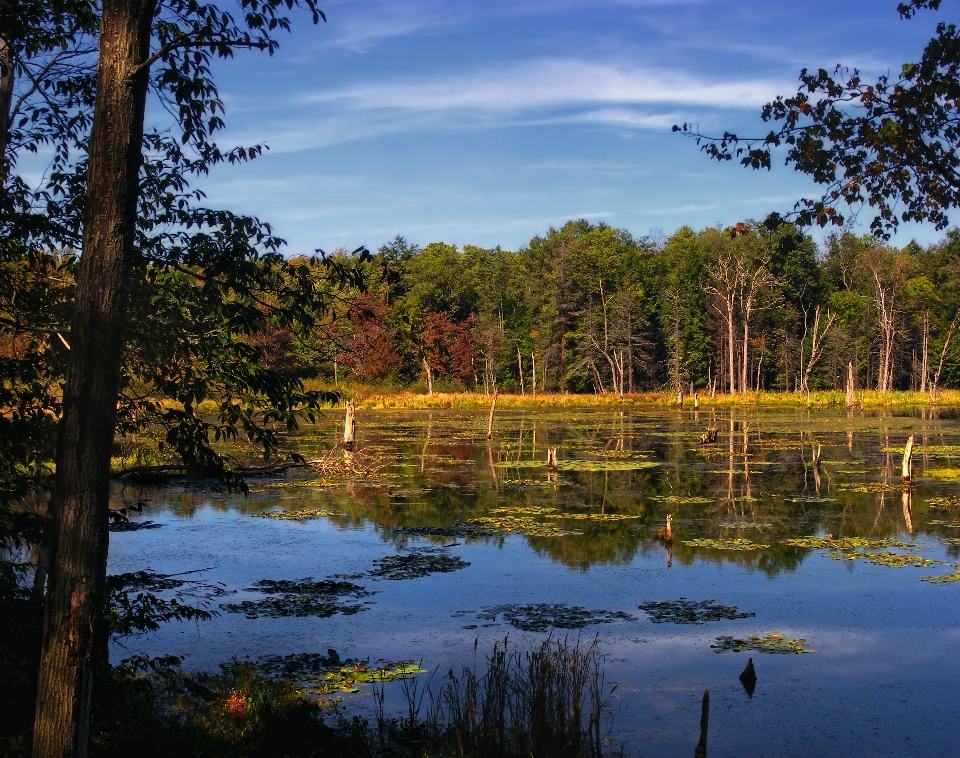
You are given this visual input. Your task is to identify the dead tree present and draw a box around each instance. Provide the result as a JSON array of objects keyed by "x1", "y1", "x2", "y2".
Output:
[
  {"x1": 873, "y1": 270, "x2": 896, "y2": 392},
  {"x1": 343, "y1": 400, "x2": 356, "y2": 452},
  {"x1": 845, "y1": 362, "x2": 855, "y2": 410},
  {"x1": 901, "y1": 435, "x2": 914, "y2": 483},
  {"x1": 799, "y1": 305, "x2": 836, "y2": 394},
  {"x1": 546, "y1": 447, "x2": 558, "y2": 469},
  {"x1": 486, "y1": 391, "x2": 497, "y2": 440},
  {"x1": 930, "y1": 311, "x2": 959, "y2": 404}
]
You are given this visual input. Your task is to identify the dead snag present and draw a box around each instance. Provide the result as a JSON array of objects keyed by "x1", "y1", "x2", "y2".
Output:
[
  {"x1": 693, "y1": 391, "x2": 699, "y2": 409},
  {"x1": 694, "y1": 687, "x2": 710, "y2": 758},
  {"x1": 901, "y1": 435, "x2": 914, "y2": 483},
  {"x1": 845, "y1": 361, "x2": 855, "y2": 410},
  {"x1": 812, "y1": 444, "x2": 822, "y2": 468},
  {"x1": 486, "y1": 391, "x2": 498, "y2": 440},
  {"x1": 546, "y1": 447, "x2": 558, "y2": 469},
  {"x1": 343, "y1": 400, "x2": 356, "y2": 451},
  {"x1": 698, "y1": 427, "x2": 718, "y2": 445}
]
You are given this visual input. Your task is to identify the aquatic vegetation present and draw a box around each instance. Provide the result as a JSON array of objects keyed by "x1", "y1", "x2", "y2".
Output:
[
  {"x1": 545, "y1": 512, "x2": 642, "y2": 521},
  {"x1": 783, "y1": 536, "x2": 917, "y2": 550},
  {"x1": 501, "y1": 478, "x2": 555, "y2": 486},
  {"x1": 394, "y1": 521, "x2": 502, "y2": 538},
  {"x1": 716, "y1": 522, "x2": 773, "y2": 529},
  {"x1": 922, "y1": 468, "x2": 960, "y2": 481},
  {"x1": 930, "y1": 495, "x2": 960, "y2": 510},
  {"x1": 638, "y1": 598, "x2": 755, "y2": 624},
  {"x1": 368, "y1": 552, "x2": 470, "y2": 580},
  {"x1": 222, "y1": 578, "x2": 373, "y2": 619},
  {"x1": 882, "y1": 445, "x2": 960, "y2": 456},
  {"x1": 253, "y1": 509, "x2": 336, "y2": 520},
  {"x1": 930, "y1": 520, "x2": 960, "y2": 527},
  {"x1": 556, "y1": 459, "x2": 659, "y2": 472},
  {"x1": 109, "y1": 520, "x2": 163, "y2": 532},
  {"x1": 825, "y1": 551, "x2": 942, "y2": 568},
  {"x1": 470, "y1": 516, "x2": 582, "y2": 537},
  {"x1": 491, "y1": 505, "x2": 559, "y2": 515},
  {"x1": 711, "y1": 633, "x2": 816, "y2": 654},
  {"x1": 940, "y1": 537, "x2": 960, "y2": 545},
  {"x1": 920, "y1": 565, "x2": 960, "y2": 583},
  {"x1": 256, "y1": 649, "x2": 424, "y2": 695},
  {"x1": 465, "y1": 603, "x2": 636, "y2": 632},
  {"x1": 840, "y1": 482, "x2": 908, "y2": 493},
  {"x1": 681, "y1": 538, "x2": 771, "y2": 550},
  {"x1": 648, "y1": 495, "x2": 713, "y2": 504},
  {"x1": 784, "y1": 496, "x2": 836, "y2": 503}
]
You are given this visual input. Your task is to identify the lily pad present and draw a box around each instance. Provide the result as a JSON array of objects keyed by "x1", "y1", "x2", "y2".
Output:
[
  {"x1": 545, "y1": 512, "x2": 642, "y2": 521},
  {"x1": 840, "y1": 483, "x2": 908, "y2": 493},
  {"x1": 930, "y1": 496, "x2": 960, "y2": 510},
  {"x1": 491, "y1": 506, "x2": 559, "y2": 515},
  {"x1": 825, "y1": 551, "x2": 942, "y2": 568},
  {"x1": 556, "y1": 460, "x2": 659, "y2": 472},
  {"x1": 648, "y1": 495, "x2": 714, "y2": 505},
  {"x1": 638, "y1": 598, "x2": 754, "y2": 624},
  {"x1": 711, "y1": 633, "x2": 816, "y2": 654},
  {"x1": 921, "y1": 565, "x2": 960, "y2": 583},
  {"x1": 393, "y1": 521, "x2": 501, "y2": 539},
  {"x1": 109, "y1": 521, "x2": 163, "y2": 532},
  {"x1": 256, "y1": 649, "x2": 424, "y2": 695},
  {"x1": 254, "y1": 509, "x2": 336, "y2": 520},
  {"x1": 471, "y1": 603, "x2": 636, "y2": 632},
  {"x1": 368, "y1": 553, "x2": 469, "y2": 580},
  {"x1": 470, "y1": 516, "x2": 582, "y2": 537},
  {"x1": 783, "y1": 536, "x2": 917, "y2": 550},
  {"x1": 681, "y1": 538, "x2": 771, "y2": 551},
  {"x1": 222, "y1": 578, "x2": 373, "y2": 619}
]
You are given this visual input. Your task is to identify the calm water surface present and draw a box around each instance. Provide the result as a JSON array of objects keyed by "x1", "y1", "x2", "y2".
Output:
[{"x1": 107, "y1": 406, "x2": 960, "y2": 757}]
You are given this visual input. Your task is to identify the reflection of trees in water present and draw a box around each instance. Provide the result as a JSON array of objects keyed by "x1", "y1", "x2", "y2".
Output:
[{"x1": 126, "y1": 407, "x2": 960, "y2": 571}]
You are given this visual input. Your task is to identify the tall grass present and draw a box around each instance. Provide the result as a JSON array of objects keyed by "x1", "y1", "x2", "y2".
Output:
[{"x1": 382, "y1": 636, "x2": 621, "y2": 758}]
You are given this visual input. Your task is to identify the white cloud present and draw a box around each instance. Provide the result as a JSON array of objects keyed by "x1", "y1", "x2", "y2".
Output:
[
  {"x1": 320, "y1": 0, "x2": 460, "y2": 53},
  {"x1": 304, "y1": 58, "x2": 782, "y2": 113}
]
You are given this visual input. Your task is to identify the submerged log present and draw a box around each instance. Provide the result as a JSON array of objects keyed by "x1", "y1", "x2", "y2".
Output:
[
  {"x1": 343, "y1": 399, "x2": 356, "y2": 451},
  {"x1": 901, "y1": 435, "x2": 914, "y2": 483}
]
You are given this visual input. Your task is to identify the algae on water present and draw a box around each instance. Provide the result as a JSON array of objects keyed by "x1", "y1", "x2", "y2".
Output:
[
  {"x1": 638, "y1": 599, "x2": 755, "y2": 625},
  {"x1": 711, "y1": 633, "x2": 816, "y2": 654},
  {"x1": 222, "y1": 578, "x2": 373, "y2": 619}
]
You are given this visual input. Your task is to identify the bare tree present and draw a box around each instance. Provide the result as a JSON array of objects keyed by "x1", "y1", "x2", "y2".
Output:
[
  {"x1": 799, "y1": 305, "x2": 837, "y2": 394},
  {"x1": 873, "y1": 269, "x2": 896, "y2": 392}
]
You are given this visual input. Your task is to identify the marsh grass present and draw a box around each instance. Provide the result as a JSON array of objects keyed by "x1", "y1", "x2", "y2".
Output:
[
  {"x1": 302, "y1": 386, "x2": 960, "y2": 411},
  {"x1": 411, "y1": 636, "x2": 621, "y2": 758}
]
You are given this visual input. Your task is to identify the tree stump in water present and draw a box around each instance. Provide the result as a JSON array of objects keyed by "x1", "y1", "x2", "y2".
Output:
[
  {"x1": 343, "y1": 400, "x2": 356, "y2": 452},
  {"x1": 901, "y1": 435, "x2": 914, "y2": 483},
  {"x1": 845, "y1": 361, "x2": 855, "y2": 410},
  {"x1": 698, "y1": 427, "x2": 718, "y2": 444},
  {"x1": 486, "y1": 392, "x2": 497, "y2": 440},
  {"x1": 739, "y1": 658, "x2": 757, "y2": 697},
  {"x1": 693, "y1": 391, "x2": 699, "y2": 409},
  {"x1": 546, "y1": 447, "x2": 558, "y2": 469},
  {"x1": 694, "y1": 687, "x2": 709, "y2": 758}
]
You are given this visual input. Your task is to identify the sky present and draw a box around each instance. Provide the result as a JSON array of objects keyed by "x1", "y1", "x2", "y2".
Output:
[{"x1": 172, "y1": 0, "x2": 958, "y2": 255}]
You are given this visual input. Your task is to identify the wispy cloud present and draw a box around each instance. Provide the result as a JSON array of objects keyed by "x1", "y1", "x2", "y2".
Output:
[
  {"x1": 321, "y1": 0, "x2": 461, "y2": 53},
  {"x1": 304, "y1": 58, "x2": 783, "y2": 113}
]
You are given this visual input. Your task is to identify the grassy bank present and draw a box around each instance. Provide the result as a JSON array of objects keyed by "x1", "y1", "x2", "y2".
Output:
[{"x1": 303, "y1": 385, "x2": 960, "y2": 411}]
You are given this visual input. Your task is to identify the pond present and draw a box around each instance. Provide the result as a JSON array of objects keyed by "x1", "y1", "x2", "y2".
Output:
[{"x1": 107, "y1": 405, "x2": 960, "y2": 757}]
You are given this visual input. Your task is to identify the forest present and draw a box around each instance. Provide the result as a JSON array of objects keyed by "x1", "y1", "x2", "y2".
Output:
[{"x1": 280, "y1": 221, "x2": 960, "y2": 399}]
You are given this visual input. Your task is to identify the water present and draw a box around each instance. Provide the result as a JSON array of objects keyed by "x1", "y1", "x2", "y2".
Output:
[{"x1": 107, "y1": 406, "x2": 960, "y2": 756}]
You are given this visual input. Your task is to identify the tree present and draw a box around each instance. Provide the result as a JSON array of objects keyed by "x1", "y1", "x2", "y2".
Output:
[
  {"x1": 28, "y1": 2, "x2": 329, "y2": 756},
  {"x1": 676, "y1": 1, "x2": 960, "y2": 238}
]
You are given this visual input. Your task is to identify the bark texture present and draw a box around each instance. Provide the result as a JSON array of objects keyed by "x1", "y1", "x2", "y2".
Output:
[{"x1": 33, "y1": 2, "x2": 154, "y2": 756}]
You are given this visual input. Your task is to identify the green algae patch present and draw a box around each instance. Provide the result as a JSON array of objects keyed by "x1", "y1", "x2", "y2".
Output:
[
  {"x1": 638, "y1": 599, "x2": 755, "y2": 625},
  {"x1": 254, "y1": 509, "x2": 336, "y2": 520},
  {"x1": 470, "y1": 516, "x2": 582, "y2": 537},
  {"x1": 461, "y1": 603, "x2": 636, "y2": 632},
  {"x1": 256, "y1": 649, "x2": 424, "y2": 695},
  {"x1": 783, "y1": 536, "x2": 918, "y2": 550},
  {"x1": 222, "y1": 579, "x2": 373, "y2": 619},
  {"x1": 368, "y1": 553, "x2": 469, "y2": 580},
  {"x1": 922, "y1": 468, "x2": 960, "y2": 482},
  {"x1": 711, "y1": 633, "x2": 816, "y2": 654},
  {"x1": 681, "y1": 538, "x2": 770, "y2": 551}
]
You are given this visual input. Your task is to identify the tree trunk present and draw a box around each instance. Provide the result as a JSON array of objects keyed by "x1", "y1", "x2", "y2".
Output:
[
  {"x1": 921, "y1": 311, "x2": 930, "y2": 393},
  {"x1": 33, "y1": 2, "x2": 155, "y2": 756},
  {"x1": 530, "y1": 351, "x2": 537, "y2": 399},
  {"x1": 727, "y1": 298, "x2": 735, "y2": 394},
  {"x1": 423, "y1": 357, "x2": 433, "y2": 396},
  {"x1": 516, "y1": 345, "x2": 524, "y2": 395},
  {"x1": 846, "y1": 361, "x2": 855, "y2": 409},
  {"x1": 0, "y1": 37, "x2": 13, "y2": 152},
  {"x1": 342, "y1": 400, "x2": 356, "y2": 451}
]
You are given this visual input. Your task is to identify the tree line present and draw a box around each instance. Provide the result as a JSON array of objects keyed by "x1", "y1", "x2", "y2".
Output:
[{"x1": 291, "y1": 221, "x2": 960, "y2": 398}]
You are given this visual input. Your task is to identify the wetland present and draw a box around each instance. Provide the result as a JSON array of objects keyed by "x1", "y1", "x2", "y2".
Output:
[{"x1": 107, "y1": 404, "x2": 960, "y2": 757}]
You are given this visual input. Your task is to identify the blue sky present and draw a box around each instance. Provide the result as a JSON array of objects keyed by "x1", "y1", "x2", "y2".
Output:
[{"x1": 189, "y1": 0, "x2": 956, "y2": 255}]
